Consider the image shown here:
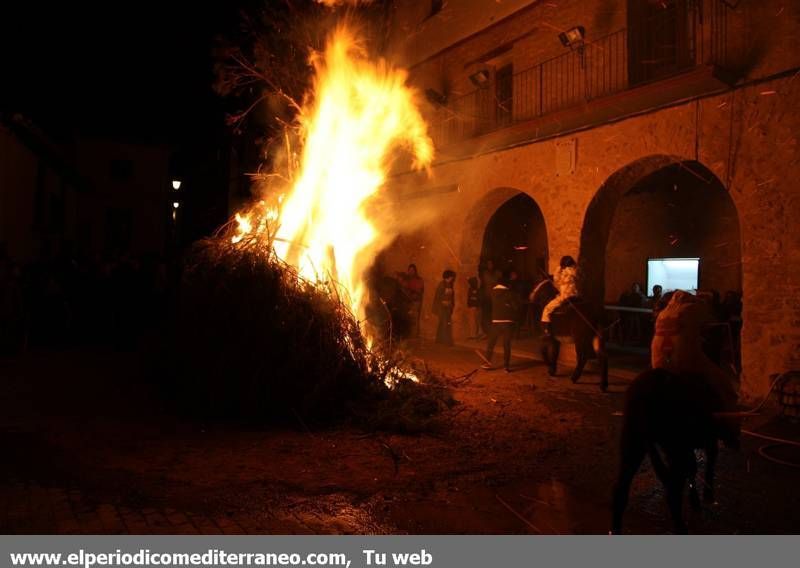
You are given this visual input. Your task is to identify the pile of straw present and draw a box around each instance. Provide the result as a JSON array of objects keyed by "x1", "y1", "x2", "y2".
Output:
[{"x1": 171, "y1": 237, "x2": 454, "y2": 429}]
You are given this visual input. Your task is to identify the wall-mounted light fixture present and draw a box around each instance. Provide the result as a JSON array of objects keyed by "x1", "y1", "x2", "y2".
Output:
[
  {"x1": 559, "y1": 26, "x2": 586, "y2": 68},
  {"x1": 172, "y1": 180, "x2": 182, "y2": 190},
  {"x1": 468, "y1": 69, "x2": 491, "y2": 88},
  {"x1": 558, "y1": 26, "x2": 585, "y2": 49},
  {"x1": 425, "y1": 88, "x2": 448, "y2": 106}
]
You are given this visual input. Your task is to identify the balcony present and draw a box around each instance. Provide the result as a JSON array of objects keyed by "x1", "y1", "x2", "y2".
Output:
[{"x1": 428, "y1": 0, "x2": 736, "y2": 154}]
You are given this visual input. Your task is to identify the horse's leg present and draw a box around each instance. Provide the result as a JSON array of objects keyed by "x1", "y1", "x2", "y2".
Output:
[
  {"x1": 665, "y1": 449, "x2": 693, "y2": 534},
  {"x1": 540, "y1": 336, "x2": 551, "y2": 368},
  {"x1": 688, "y1": 451, "x2": 701, "y2": 511},
  {"x1": 594, "y1": 332, "x2": 609, "y2": 392},
  {"x1": 612, "y1": 420, "x2": 647, "y2": 534},
  {"x1": 703, "y1": 439, "x2": 719, "y2": 504},
  {"x1": 601, "y1": 354, "x2": 609, "y2": 392},
  {"x1": 571, "y1": 342, "x2": 587, "y2": 383},
  {"x1": 548, "y1": 339, "x2": 560, "y2": 376}
]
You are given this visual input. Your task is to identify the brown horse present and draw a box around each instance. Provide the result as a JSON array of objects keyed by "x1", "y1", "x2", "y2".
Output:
[{"x1": 530, "y1": 279, "x2": 608, "y2": 391}]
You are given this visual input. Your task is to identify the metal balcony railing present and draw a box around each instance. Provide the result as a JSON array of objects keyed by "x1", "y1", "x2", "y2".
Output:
[{"x1": 429, "y1": 0, "x2": 733, "y2": 149}]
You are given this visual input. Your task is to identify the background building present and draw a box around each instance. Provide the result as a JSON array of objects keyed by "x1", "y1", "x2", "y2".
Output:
[{"x1": 382, "y1": 0, "x2": 800, "y2": 399}]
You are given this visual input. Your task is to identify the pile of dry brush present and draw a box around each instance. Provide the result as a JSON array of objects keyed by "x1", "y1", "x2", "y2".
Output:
[{"x1": 171, "y1": 237, "x2": 456, "y2": 432}]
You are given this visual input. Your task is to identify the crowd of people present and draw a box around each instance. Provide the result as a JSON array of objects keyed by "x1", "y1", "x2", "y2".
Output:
[
  {"x1": 4, "y1": 242, "x2": 744, "y2": 383},
  {"x1": 381, "y1": 257, "x2": 743, "y2": 379},
  {"x1": 613, "y1": 281, "x2": 743, "y2": 369},
  {"x1": 385, "y1": 260, "x2": 545, "y2": 350},
  {"x1": 0, "y1": 244, "x2": 171, "y2": 354}
]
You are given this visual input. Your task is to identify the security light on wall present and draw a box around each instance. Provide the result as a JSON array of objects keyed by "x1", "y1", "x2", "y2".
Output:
[
  {"x1": 559, "y1": 26, "x2": 586, "y2": 68},
  {"x1": 425, "y1": 88, "x2": 447, "y2": 106},
  {"x1": 558, "y1": 26, "x2": 585, "y2": 49},
  {"x1": 469, "y1": 69, "x2": 491, "y2": 88}
]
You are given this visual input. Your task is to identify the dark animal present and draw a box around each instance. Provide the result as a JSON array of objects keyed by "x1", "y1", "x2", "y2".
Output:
[
  {"x1": 530, "y1": 279, "x2": 608, "y2": 391},
  {"x1": 611, "y1": 368, "x2": 742, "y2": 534}
]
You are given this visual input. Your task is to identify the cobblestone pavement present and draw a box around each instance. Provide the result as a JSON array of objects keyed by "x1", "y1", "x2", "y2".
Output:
[
  {"x1": 0, "y1": 482, "x2": 371, "y2": 535},
  {"x1": 2, "y1": 342, "x2": 798, "y2": 534}
]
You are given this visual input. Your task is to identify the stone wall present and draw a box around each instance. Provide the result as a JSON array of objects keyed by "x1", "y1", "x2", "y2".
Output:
[
  {"x1": 0, "y1": 126, "x2": 79, "y2": 262},
  {"x1": 400, "y1": 0, "x2": 627, "y2": 124},
  {"x1": 0, "y1": 126, "x2": 39, "y2": 260},
  {"x1": 73, "y1": 138, "x2": 171, "y2": 258},
  {"x1": 390, "y1": 0, "x2": 800, "y2": 153},
  {"x1": 387, "y1": 0, "x2": 536, "y2": 68}
]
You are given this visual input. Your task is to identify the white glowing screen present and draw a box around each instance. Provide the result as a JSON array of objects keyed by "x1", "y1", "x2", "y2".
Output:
[{"x1": 647, "y1": 258, "x2": 699, "y2": 293}]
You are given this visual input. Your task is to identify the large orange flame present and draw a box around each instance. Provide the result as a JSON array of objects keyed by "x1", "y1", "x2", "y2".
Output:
[{"x1": 231, "y1": 26, "x2": 433, "y2": 325}]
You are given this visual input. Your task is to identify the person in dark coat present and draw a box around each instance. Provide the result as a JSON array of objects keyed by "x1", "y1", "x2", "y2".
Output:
[
  {"x1": 482, "y1": 271, "x2": 521, "y2": 372},
  {"x1": 467, "y1": 276, "x2": 481, "y2": 339},
  {"x1": 432, "y1": 270, "x2": 456, "y2": 346},
  {"x1": 398, "y1": 264, "x2": 425, "y2": 338}
]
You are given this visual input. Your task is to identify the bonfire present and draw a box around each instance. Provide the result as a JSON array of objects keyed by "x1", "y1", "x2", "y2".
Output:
[{"x1": 174, "y1": 25, "x2": 455, "y2": 429}]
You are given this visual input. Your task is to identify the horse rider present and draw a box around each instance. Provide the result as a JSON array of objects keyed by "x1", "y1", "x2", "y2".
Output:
[{"x1": 540, "y1": 255, "x2": 579, "y2": 336}]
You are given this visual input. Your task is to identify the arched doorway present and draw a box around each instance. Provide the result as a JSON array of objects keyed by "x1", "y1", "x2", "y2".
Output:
[
  {"x1": 580, "y1": 156, "x2": 742, "y2": 367},
  {"x1": 581, "y1": 157, "x2": 741, "y2": 305},
  {"x1": 454, "y1": 188, "x2": 549, "y2": 339},
  {"x1": 481, "y1": 192, "x2": 548, "y2": 283},
  {"x1": 605, "y1": 163, "x2": 741, "y2": 303}
]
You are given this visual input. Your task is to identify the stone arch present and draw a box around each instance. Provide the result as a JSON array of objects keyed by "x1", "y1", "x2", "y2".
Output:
[
  {"x1": 481, "y1": 193, "x2": 549, "y2": 282},
  {"x1": 579, "y1": 155, "x2": 742, "y2": 308},
  {"x1": 459, "y1": 187, "x2": 525, "y2": 270},
  {"x1": 460, "y1": 187, "x2": 549, "y2": 273}
]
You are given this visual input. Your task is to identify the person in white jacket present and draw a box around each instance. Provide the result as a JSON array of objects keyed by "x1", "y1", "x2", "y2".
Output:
[{"x1": 540, "y1": 255, "x2": 579, "y2": 335}]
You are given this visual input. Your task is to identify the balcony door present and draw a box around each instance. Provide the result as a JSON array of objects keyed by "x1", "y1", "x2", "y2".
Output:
[
  {"x1": 628, "y1": 0, "x2": 694, "y2": 86},
  {"x1": 495, "y1": 64, "x2": 514, "y2": 128}
]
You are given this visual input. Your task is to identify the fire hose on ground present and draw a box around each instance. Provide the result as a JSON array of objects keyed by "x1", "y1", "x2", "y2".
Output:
[{"x1": 736, "y1": 372, "x2": 800, "y2": 469}]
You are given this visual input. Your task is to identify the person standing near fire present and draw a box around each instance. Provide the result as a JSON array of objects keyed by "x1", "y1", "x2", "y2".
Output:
[
  {"x1": 432, "y1": 270, "x2": 456, "y2": 346},
  {"x1": 482, "y1": 270, "x2": 521, "y2": 372},
  {"x1": 540, "y1": 255, "x2": 579, "y2": 336},
  {"x1": 466, "y1": 276, "x2": 482, "y2": 339},
  {"x1": 398, "y1": 264, "x2": 424, "y2": 338}
]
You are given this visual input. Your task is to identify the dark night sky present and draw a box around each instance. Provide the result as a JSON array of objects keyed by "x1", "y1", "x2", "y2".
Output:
[{"x1": 1, "y1": 1, "x2": 240, "y2": 143}]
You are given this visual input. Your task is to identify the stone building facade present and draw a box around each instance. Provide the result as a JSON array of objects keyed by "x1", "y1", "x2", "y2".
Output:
[
  {"x1": 382, "y1": 0, "x2": 800, "y2": 399},
  {"x1": 0, "y1": 115, "x2": 176, "y2": 263},
  {"x1": 0, "y1": 116, "x2": 84, "y2": 261}
]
